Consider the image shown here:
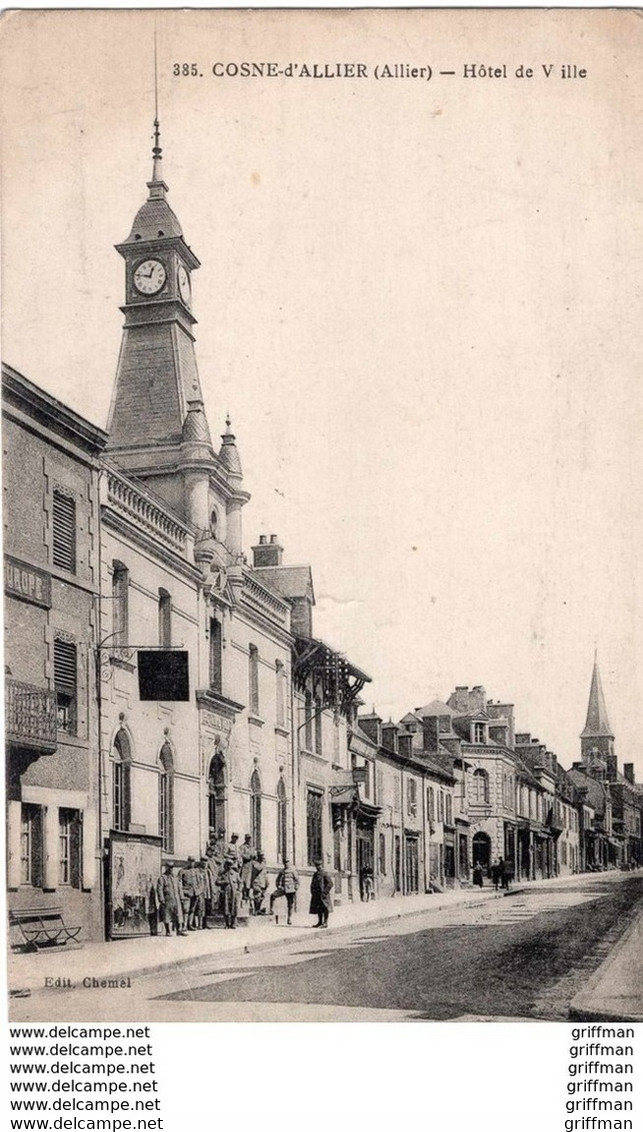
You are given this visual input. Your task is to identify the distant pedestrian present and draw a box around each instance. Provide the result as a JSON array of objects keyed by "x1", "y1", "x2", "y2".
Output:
[
  {"x1": 270, "y1": 859, "x2": 299, "y2": 924},
  {"x1": 499, "y1": 858, "x2": 512, "y2": 891},
  {"x1": 310, "y1": 860, "x2": 333, "y2": 928},
  {"x1": 490, "y1": 860, "x2": 500, "y2": 891},
  {"x1": 360, "y1": 865, "x2": 374, "y2": 902},
  {"x1": 472, "y1": 862, "x2": 484, "y2": 888}
]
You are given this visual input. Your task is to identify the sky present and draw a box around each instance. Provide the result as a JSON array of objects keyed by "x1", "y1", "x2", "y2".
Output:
[{"x1": 1, "y1": 8, "x2": 642, "y2": 776}]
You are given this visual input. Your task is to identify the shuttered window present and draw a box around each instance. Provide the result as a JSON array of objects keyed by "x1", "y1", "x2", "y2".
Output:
[
  {"x1": 248, "y1": 645, "x2": 259, "y2": 715},
  {"x1": 112, "y1": 563, "x2": 129, "y2": 646},
  {"x1": 250, "y1": 769, "x2": 262, "y2": 850},
  {"x1": 276, "y1": 777, "x2": 287, "y2": 861},
  {"x1": 54, "y1": 638, "x2": 77, "y2": 734},
  {"x1": 52, "y1": 491, "x2": 76, "y2": 572},
  {"x1": 306, "y1": 788, "x2": 323, "y2": 866},
  {"x1": 59, "y1": 808, "x2": 82, "y2": 887},
  {"x1": 21, "y1": 804, "x2": 43, "y2": 886},
  {"x1": 209, "y1": 618, "x2": 222, "y2": 692}
]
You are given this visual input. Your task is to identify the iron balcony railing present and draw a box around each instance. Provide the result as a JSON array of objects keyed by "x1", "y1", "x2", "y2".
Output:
[{"x1": 5, "y1": 678, "x2": 57, "y2": 752}]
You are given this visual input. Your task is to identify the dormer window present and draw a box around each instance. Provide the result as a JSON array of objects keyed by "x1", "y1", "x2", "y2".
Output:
[{"x1": 473, "y1": 722, "x2": 486, "y2": 744}]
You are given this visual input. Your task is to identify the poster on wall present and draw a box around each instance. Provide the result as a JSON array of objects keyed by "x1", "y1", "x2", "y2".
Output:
[{"x1": 108, "y1": 831, "x2": 162, "y2": 940}]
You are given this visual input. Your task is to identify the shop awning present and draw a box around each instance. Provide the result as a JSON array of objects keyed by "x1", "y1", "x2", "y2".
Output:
[{"x1": 329, "y1": 784, "x2": 356, "y2": 806}]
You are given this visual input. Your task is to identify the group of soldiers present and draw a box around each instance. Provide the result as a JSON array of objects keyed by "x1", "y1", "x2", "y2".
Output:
[{"x1": 154, "y1": 832, "x2": 269, "y2": 933}]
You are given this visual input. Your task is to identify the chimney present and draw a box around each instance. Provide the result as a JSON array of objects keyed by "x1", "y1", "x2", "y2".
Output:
[
  {"x1": 606, "y1": 754, "x2": 618, "y2": 781},
  {"x1": 449, "y1": 686, "x2": 470, "y2": 714},
  {"x1": 624, "y1": 763, "x2": 635, "y2": 786},
  {"x1": 470, "y1": 685, "x2": 486, "y2": 712},
  {"x1": 422, "y1": 715, "x2": 439, "y2": 754},
  {"x1": 290, "y1": 596, "x2": 313, "y2": 639},
  {"x1": 398, "y1": 733, "x2": 414, "y2": 760},
  {"x1": 382, "y1": 722, "x2": 399, "y2": 753},
  {"x1": 252, "y1": 533, "x2": 283, "y2": 567},
  {"x1": 358, "y1": 713, "x2": 382, "y2": 747}
]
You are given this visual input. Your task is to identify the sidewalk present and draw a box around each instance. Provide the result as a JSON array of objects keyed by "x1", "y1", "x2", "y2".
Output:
[
  {"x1": 570, "y1": 903, "x2": 643, "y2": 1022},
  {"x1": 9, "y1": 870, "x2": 639, "y2": 1007},
  {"x1": 9, "y1": 884, "x2": 505, "y2": 995}
]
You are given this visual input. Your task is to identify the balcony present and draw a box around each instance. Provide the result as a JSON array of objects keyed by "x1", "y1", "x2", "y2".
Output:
[{"x1": 5, "y1": 679, "x2": 57, "y2": 753}]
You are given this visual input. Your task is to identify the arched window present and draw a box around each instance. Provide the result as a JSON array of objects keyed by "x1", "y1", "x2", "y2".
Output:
[
  {"x1": 159, "y1": 741, "x2": 174, "y2": 852},
  {"x1": 208, "y1": 753, "x2": 226, "y2": 841},
  {"x1": 276, "y1": 777, "x2": 287, "y2": 861},
  {"x1": 472, "y1": 767, "x2": 490, "y2": 804},
  {"x1": 158, "y1": 589, "x2": 171, "y2": 648},
  {"x1": 112, "y1": 729, "x2": 132, "y2": 831},
  {"x1": 250, "y1": 768, "x2": 262, "y2": 850}
]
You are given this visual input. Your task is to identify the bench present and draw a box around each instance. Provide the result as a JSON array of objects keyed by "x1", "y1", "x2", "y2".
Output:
[{"x1": 9, "y1": 906, "x2": 82, "y2": 950}]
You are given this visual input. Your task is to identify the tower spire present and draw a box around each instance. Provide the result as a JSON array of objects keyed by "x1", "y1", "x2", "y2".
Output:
[
  {"x1": 581, "y1": 652, "x2": 614, "y2": 739},
  {"x1": 149, "y1": 32, "x2": 166, "y2": 199}
]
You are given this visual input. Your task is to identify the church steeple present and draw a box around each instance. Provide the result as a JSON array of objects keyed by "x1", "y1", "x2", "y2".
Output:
[
  {"x1": 581, "y1": 652, "x2": 613, "y2": 739},
  {"x1": 580, "y1": 652, "x2": 615, "y2": 776}
]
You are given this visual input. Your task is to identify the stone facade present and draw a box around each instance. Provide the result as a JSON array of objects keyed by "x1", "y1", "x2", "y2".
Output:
[{"x1": 3, "y1": 364, "x2": 107, "y2": 940}]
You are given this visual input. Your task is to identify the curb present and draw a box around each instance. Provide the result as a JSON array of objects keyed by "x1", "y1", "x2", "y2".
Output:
[
  {"x1": 568, "y1": 905, "x2": 643, "y2": 1023},
  {"x1": 11, "y1": 889, "x2": 506, "y2": 994}
]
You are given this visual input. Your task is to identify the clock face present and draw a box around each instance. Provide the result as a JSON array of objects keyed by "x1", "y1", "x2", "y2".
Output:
[
  {"x1": 177, "y1": 264, "x2": 191, "y2": 305},
  {"x1": 133, "y1": 259, "x2": 166, "y2": 295}
]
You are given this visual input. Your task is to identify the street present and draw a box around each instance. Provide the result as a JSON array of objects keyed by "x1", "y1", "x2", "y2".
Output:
[{"x1": 11, "y1": 872, "x2": 643, "y2": 1023}]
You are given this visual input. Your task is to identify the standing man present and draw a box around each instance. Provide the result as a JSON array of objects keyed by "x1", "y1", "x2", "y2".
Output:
[
  {"x1": 240, "y1": 834, "x2": 256, "y2": 902},
  {"x1": 179, "y1": 856, "x2": 198, "y2": 930},
  {"x1": 251, "y1": 851, "x2": 269, "y2": 915},
  {"x1": 269, "y1": 858, "x2": 299, "y2": 924},
  {"x1": 218, "y1": 858, "x2": 241, "y2": 929},
  {"x1": 156, "y1": 864, "x2": 185, "y2": 936},
  {"x1": 309, "y1": 860, "x2": 334, "y2": 928},
  {"x1": 226, "y1": 832, "x2": 243, "y2": 870}
]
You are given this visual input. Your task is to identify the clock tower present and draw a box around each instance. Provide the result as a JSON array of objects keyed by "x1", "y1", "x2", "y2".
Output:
[
  {"x1": 106, "y1": 122, "x2": 249, "y2": 558},
  {"x1": 107, "y1": 120, "x2": 202, "y2": 453}
]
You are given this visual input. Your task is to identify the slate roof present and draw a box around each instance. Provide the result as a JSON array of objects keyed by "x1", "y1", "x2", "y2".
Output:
[{"x1": 252, "y1": 565, "x2": 315, "y2": 604}]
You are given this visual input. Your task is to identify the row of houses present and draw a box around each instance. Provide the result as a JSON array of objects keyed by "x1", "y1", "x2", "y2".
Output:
[
  {"x1": 351, "y1": 670, "x2": 642, "y2": 899},
  {"x1": 4, "y1": 125, "x2": 642, "y2": 942}
]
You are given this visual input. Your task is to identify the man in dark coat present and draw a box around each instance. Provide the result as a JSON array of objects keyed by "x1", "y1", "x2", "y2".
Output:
[
  {"x1": 309, "y1": 860, "x2": 333, "y2": 927},
  {"x1": 156, "y1": 864, "x2": 185, "y2": 936},
  {"x1": 179, "y1": 856, "x2": 199, "y2": 930},
  {"x1": 251, "y1": 851, "x2": 269, "y2": 915},
  {"x1": 240, "y1": 834, "x2": 256, "y2": 901},
  {"x1": 218, "y1": 858, "x2": 241, "y2": 928}
]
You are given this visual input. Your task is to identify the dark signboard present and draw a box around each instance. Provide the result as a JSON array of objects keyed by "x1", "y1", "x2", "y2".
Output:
[
  {"x1": 137, "y1": 649, "x2": 189, "y2": 701},
  {"x1": 4, "y1": 555, "x2": 52, "y2": 608}
]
